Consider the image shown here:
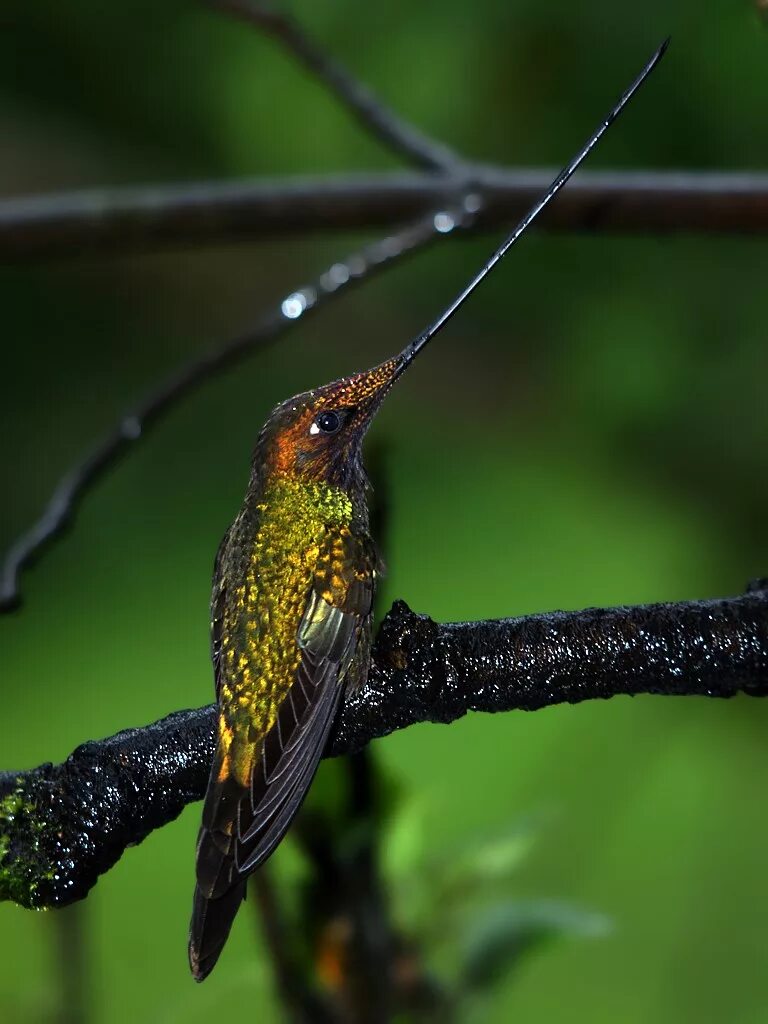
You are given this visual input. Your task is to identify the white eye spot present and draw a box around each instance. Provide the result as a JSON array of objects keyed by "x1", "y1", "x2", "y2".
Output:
[{"x1": 309, "y1": 422, "x2": 320, "y2": 435}]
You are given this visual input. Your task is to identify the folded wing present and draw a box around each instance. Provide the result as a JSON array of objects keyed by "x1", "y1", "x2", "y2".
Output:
[{"x1": 189, "y1": 528, "x2": 375, "y2": 980}]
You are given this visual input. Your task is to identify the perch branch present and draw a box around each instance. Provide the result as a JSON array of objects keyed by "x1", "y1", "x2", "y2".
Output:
[
  {"x1": 251, "y1": 868, "x2": 333, "y2": 1024},
  {"x1": 1, "y1": 582, "x2": 766, "y2": 909},
  {"x1": 4, "y1": 169, "x2": 768, "y2": 260}
]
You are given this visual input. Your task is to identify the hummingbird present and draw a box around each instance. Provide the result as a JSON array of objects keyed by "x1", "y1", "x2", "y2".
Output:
[{"x1": 189, "y1": 39, "x2": 667, "y2": 981}]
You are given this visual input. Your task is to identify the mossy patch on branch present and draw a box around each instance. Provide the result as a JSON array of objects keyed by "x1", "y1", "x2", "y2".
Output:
[{"x1": 0, "y1": 778, "x2": 51, "y2": 909}]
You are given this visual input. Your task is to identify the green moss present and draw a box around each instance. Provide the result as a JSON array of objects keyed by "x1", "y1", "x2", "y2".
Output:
[
  {"x1": 0, "y1": 788, "x2": 26, "y2": 822},
  {"x1": 0, "y1": 778, "x2": 49, "y2": 909}
]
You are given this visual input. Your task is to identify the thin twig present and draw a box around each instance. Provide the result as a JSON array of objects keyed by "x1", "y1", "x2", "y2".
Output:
[
  {"x1": 3, "y1": 169, "x2": 768, "y2": 260},
  {"x1": 0, "y1": 208, "x2": 472, "y2": 613},
  {"x1": 341, "y1": 751, "x2": 452, "y2": 1021},
  {"x1": 212, "y1": 0, "x2": 460, "y2": 171},
  {"x1": 52, "y1": 902, "x2": 89, "y2": 1024},
  {"x1": 1, "y1": 583, "x2": 766, "y2": 910},
  {"x1": 344, "y1": 750, "x2": 398, "y2": 1023},
  {"x1": 252, "y1": 869, "x2": 334, "y2": 1024},
  {"x1": 295, "y1": 749, "x2": 397, "y2": 1024}
]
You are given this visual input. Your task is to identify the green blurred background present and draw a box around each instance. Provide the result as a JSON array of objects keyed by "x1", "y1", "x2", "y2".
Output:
[{"x1": 2, "y1": 1, "x2": 768, "y2": 1021}]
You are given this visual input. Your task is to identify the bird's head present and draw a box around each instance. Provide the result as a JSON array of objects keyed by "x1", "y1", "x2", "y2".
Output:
[
  {"x1": 250, "y1": 39, "x2": 666, "y2": 496},
  {"x1": 255, "y1": 355, "x2": 403, "y2": 491}
]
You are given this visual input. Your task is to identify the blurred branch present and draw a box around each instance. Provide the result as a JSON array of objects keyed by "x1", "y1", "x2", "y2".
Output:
[
  {"x1": 213, "y1": 0, "x2": 459, "y2": 171},
  {"x1": 4, "y1": 169, "x2": 768, "y2": 260},
  {"x1": 296, "y1": 749, "x2": 448, "y2": 1022},
  {"x1": 251, "y1": 869, "x2": 334, "y2": 1024},
  {"x1": 296, "y1": 750, "x2": 397, "y2": 1024},
  {"x1": 52, "y1": 902, "x2": 89, "y2": 1024},
  {"x1": 0, "y1": 209, "x2": 471, "y2": 613},
  {"x1": 1, "y1": 580, "x2": 766, "y2": 910}
]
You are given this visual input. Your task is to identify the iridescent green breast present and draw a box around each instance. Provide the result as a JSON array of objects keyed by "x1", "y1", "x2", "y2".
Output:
[{"x1": 216, "y1": 477, "x2": 354, "y2": 784}]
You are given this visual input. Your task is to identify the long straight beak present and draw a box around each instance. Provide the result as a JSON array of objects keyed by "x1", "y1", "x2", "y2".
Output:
[{"x1": 389, "y1": 37, "x2": 668, "y2": 385}]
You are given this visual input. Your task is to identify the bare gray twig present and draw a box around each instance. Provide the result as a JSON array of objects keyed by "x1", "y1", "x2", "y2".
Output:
[
  {"x1": 3, "y1": 169, "x2": 768, "y2": 261},
  {"x1": 213, "y1": 0, "x2": 460, "y2": 171}
]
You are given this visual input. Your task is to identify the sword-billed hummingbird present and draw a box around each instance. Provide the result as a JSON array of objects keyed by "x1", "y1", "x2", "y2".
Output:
[{"x1": 189, "y1": 39, "x2": 667, "y2": 981}]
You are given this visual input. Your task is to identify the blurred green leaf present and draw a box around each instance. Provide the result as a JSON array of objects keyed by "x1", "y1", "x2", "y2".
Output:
[
  {"x1": 460, "y1": 900, "x2": 612, "y2": 995},
  {"x1": 442, "y1": 827, "x2": 536, "y2": 892}
]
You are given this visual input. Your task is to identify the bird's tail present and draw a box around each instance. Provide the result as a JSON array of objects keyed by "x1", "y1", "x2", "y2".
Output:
[
  {"x1": 189, "y1": 766, "x2": 248, "y2": 981},
  {"x1": 189, "y1": 875, "x2": 246, "y2": 981}
]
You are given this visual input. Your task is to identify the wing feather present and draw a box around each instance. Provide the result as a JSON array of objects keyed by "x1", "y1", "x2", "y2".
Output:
[{"x1": 190, "y1": 527, "x2": 376, "y2": 981}]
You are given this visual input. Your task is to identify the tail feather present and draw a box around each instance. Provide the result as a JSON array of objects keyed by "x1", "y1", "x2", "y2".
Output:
[
  {"x1": 195, "y1": 824, "x2": 235, "y2": 899},
  {"x1": 190, "y1": 756, "x2": 249, "y2": 980},
  {"x1": 189, "y1": 872, "x2": 246, "y2": 982}
]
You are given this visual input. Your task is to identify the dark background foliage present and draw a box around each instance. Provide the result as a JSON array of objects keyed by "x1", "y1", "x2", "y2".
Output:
[{"x1": 1, "y1": 1, "x2": 767, "y2": 1021}]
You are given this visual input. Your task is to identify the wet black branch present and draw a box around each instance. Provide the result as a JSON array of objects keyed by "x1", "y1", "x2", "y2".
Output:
[{"x1": 1, "y1": 583, "x2": 766, "y2": 910}]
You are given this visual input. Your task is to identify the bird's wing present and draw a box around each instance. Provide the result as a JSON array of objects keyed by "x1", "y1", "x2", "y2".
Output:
[
  {"x1": 234, "y1": 527, "x2": 375, "y2": 872},
  {"x1": 190, "y1": 527, "x2": 375, "y2": 980},
  {"x1": 209, "y1": 528, "x2": 230, "y2": 702}
]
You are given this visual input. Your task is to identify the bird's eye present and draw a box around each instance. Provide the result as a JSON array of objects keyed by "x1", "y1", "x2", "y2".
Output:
[{"x1": 312, "y1": 410, "x2": 341, "y2": 435}]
